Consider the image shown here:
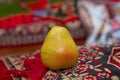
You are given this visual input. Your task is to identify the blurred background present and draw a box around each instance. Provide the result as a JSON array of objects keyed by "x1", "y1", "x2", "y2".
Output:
[{"x1": 0, "y1": 0, "x2": 120, "y2": 56}]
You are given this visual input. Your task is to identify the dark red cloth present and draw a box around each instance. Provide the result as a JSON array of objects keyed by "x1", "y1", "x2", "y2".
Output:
[
  {"x1": 0, "y1": 60, "x2": 13, "y2": 80},
  {"x1": 26, "y1": 0, "x2": 48, "y2": 10},
  {"x1": 0, "y1": 53, "x2": 48, "y2": 80},
  {"x1": 16, "y1": 14, "x2": 24, "y2": 25},
  {"x1": 23, "y1": 14, "x2": 33, "y2": 24},
  {"x1": 9, "y1": 15, "x2": 17, "y2": 28},
  {"x1": 0, "y1": 18, "x2": 9, "y2": 30},
  {"x1": 60, "y1": 16, "x2": 80, "y2": 24}
]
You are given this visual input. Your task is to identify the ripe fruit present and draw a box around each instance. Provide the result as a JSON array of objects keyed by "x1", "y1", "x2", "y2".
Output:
[{"x1": 41, "y1": 26, "x2": 78, "y2": 70}]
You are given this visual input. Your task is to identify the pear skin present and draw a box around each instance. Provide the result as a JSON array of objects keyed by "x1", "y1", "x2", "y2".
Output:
[{"x1": 41, "y1": 26, "x2": 78, "y2": 70}]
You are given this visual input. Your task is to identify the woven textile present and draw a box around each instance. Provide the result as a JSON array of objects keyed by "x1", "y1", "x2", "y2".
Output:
[{"x1": 0, "y1": 44, "x2": 120, "y2": 80}]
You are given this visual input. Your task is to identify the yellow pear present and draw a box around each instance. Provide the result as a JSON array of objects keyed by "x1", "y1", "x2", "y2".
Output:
[{"x1": 41, "y1": 26, "x2": 78, "y2": 70}]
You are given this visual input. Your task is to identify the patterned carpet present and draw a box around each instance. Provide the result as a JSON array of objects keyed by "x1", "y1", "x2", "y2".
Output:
[{"x1": 0, "y1": 44, "x2": 120, "y2": 80}]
